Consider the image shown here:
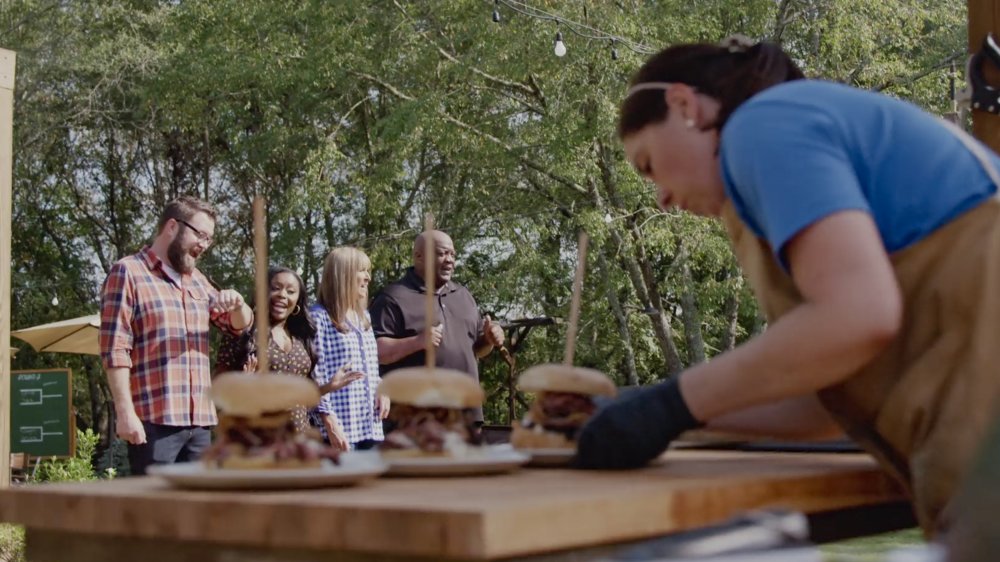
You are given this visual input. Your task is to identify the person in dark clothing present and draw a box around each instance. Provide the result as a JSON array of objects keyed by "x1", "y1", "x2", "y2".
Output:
[{"x1": 369, "y1": 230, "x2": 504, "y2": 426}]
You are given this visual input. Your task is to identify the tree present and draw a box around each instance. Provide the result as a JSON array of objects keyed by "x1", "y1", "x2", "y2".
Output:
[{"x1": 1, "y1": 0, "x2": 967, "y2": 427}]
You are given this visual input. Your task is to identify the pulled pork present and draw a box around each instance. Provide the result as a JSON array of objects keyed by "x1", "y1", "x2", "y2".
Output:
[
  {"x1": 523, "y1": 392, "x2": 596, "y2": 439},
  {"x1": 202, "y1": 414, "x2": 340, "y2": 466},
  {"x1": 380, "y1": 405, "x2": 481, "y2": 453}
]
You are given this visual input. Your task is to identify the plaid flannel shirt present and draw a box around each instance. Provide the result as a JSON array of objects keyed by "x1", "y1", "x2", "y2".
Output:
[
  {"x1": 309, "y1": 304, "x2": 384, "y2": 446},
  {"x1": 100, "y1": 246, "x2": 236, "y2": 426}
]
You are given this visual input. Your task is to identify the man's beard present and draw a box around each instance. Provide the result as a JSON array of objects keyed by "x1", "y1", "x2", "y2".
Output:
[{"x1": 167, "y1": 234, "x2": 196, "y2": 274}]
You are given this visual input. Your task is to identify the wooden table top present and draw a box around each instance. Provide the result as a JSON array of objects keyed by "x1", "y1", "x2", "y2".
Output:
[{"x1": 0, "y1": 450, "x2": 905, "y2": 560}]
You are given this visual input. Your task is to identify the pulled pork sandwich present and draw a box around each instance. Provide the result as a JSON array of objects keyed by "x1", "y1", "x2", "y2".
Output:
[
  {"x1": 378, "y1": 368, "x2": 485, "y2": 458},
  {"x1": 511, "y1": 365, "x2": 617, "y2": 450},
  {"x1": 202, "y1": 373, "x2": 341, "y2": 469}
]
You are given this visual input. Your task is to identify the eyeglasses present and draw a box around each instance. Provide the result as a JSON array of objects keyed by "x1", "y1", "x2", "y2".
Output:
[{"x1": 177, "y1": 219, "x2": 214, "y2": 246}]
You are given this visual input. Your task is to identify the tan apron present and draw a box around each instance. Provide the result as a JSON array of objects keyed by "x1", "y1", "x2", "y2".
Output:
[{"x1": 719, "y1": 121, "x2": 1000, "y2": 536}]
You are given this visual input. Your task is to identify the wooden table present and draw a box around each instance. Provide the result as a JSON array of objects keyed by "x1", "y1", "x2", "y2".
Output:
[{"x1": 0, "y1": 450, "x2": 912, "y2": 561}]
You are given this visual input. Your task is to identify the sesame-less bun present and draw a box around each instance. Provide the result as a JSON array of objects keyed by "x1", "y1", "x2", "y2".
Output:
[
  {"x1": 517, "y1": 364, "x2": 617, "y2": 397},
  {"x1": 377, "y1": 367, "x2": 484, "y2": 408},
  {"x1": 212, "y1": 372, "x2": 321, "y2": 417}
]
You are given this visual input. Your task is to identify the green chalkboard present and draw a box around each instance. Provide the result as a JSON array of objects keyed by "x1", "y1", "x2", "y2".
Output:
[{"x1": 10, "y1": 369, "x2": 75, "y2": 457}]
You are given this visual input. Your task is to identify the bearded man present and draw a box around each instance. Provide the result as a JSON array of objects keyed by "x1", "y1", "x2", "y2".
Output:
[{"x1": 100, "y1": 196, "x2": 252, "y2": 475}]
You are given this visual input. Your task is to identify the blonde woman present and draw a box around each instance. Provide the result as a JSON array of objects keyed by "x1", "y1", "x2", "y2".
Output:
[{"x1": 309, "y1": 247, "x2": 388, "y2": 451}]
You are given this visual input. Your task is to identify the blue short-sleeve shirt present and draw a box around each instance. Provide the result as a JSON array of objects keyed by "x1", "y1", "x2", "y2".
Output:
[{"x1": 720, "y1": 80, "x2": 998, "y2": 269}]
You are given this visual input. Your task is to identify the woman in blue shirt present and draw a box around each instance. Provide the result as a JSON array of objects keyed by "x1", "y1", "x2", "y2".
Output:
[
  {"x1": 575, "y1": 37, "x2": 1000, "y2": 536},
  {"x1": 310, "y1": 247, "x2": 388, "y2": 451}
]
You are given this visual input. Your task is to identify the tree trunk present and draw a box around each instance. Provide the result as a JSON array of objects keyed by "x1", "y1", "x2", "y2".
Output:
[
  {"x1": 591, "y1": 144, "x2": 685, "y2": 377},
  {"x1": 85, "y1": 361, "x2": 110, "y2": 447},
  {"x1": 203, "y1": 125, "x2": 211, "y2": 201},
  {"x1": 679, "y1": 263, "x2": 706, "y2": 365},
  {"x1": 719, "y1": 293, "x2": 741, "y2": 352},
  {"x1": 752, "y1": 310, "x2": 767, "y2": 337},
  {"x1": 597, "y1": 251, "x2": 639, "y2": 386}
]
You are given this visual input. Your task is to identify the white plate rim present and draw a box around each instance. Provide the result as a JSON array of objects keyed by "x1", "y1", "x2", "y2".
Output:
[
  {"x1": 514, "y1": 447, "x2": 577, "y2": 466},
  {"x1": 381, "y1": 446, "x2": 529, "y2": 475},
  {"x1": 148, "y1": 452, "x2": 387, "y2": 489},
  {"x1": 514, "y1": 447, "x2": 576, "y2": 456}
]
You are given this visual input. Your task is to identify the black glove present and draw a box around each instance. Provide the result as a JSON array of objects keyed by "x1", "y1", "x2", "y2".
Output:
[{"x1": 573, "y1": 378, "x2": 702, "y2": 470}]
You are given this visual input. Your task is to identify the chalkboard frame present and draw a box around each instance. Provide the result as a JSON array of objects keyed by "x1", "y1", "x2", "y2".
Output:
[{"x1": 10, "y1": 368, "x2": 75, "y2": 458}]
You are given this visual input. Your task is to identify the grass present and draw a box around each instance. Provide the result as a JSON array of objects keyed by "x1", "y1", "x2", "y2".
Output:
[
  {"x1": 0, "y1": 524, "x2": 24, "y2": 562},
  {"x1": 820, "y1": 528, "x2": 925, "y2": 561}
]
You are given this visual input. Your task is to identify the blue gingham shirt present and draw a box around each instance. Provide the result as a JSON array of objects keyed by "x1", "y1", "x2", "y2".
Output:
[{"x1": 309, "y1": 304, "x2": 383, "y2": 446}]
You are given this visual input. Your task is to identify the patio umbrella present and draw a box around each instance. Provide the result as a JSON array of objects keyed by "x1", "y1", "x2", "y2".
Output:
[{"x1": 11, "y1": 314, "x2": 100, "y2": 356}]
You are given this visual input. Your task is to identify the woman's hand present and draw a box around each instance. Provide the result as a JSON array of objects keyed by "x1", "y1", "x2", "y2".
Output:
[
  {"x1": 376, "y1": 394, "x2": 391, "y2": 419},
  {"x1": 241, "y1": 353, "x2": 258, "y2": 373},
  {"x1": 319, "y1": 365, "x2": 364, "y2": 394},
  {"x1": 322, "y1": 414, "x2": 350, "y2": 451}
]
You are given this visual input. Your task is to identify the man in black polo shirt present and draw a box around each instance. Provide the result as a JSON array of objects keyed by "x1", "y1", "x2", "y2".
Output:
[{"x1": 370, "y1": 230, "x2": 504, "y2": 425}]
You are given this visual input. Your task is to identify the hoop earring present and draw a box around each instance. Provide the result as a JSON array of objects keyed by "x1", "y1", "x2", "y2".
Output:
[{"x1": 292, "y1": 305, "x2": 301, "y2": 315}]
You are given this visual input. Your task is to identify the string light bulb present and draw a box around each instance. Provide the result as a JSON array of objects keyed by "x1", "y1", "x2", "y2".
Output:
[
  {"x1": 485, "y1": 0, "x2": 655, "y2": 58},
  {"x1": 51, "y1": 295, "x2": 59, "y2": 306},
  {"x1": 553, "y1": 31, "x2": 567, "y2": 57}
]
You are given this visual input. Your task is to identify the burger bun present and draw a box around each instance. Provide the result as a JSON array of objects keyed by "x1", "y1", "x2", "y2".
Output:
[
  {"x1": 212, "y1": 372, "x2": 321, "y2": 417},
  {"x1": 378, "y1": 367, "x2": 484, "y2": 408},
  {"x1": 517, "y1": 364, "x2": 616, "y2": 397}
]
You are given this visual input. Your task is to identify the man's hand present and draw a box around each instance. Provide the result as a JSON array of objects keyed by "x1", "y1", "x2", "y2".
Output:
[
  {"x1": 323, "y1": 415, "x2": 350, "y2": 451},
  {"x1": 212, "y1": 289, "x2": 246, "y2": 314},
  {"x1": 483, "y1": 315, "x2": 504, "y2": 347},
  {"x1": 421, "y1": 323, "x2": 444, "y2": 348},
  {"x1": 376, "y1": 394, "x2": 391, "y2": 419},
  {"x1": 116, "y1": 409, "x2": 147, "y2": 445},
  {"x1": 573, "y1": 378, "x2": 701, "y2": 470}
]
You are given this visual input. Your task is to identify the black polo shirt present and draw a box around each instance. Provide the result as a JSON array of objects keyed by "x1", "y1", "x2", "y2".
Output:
[{"x1": 369, "y1": 268, "x2": 485, "y2": 420}]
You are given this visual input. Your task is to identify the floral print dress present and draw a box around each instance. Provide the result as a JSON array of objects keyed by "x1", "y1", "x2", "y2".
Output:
[{"x1": 215, "y1": 330, "x2": 315, "y2": 432}]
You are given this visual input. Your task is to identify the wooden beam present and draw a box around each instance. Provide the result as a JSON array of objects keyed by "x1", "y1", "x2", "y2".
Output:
[
  {"x1": 0, "y1": 48, "x2": 16, "y2": 489},
  {"x1": 968, "y1": 0, "x2": 1000, "y2": 151}
]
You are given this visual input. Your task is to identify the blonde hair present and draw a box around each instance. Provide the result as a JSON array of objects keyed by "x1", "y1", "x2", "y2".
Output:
[{"x1": 317, "y1": 246, "x2": 372, "y2": 333}]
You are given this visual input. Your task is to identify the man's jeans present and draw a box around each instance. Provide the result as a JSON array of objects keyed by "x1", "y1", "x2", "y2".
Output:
[{"x1": 127, "y1": 422, "x2": 212, "y2": 476}]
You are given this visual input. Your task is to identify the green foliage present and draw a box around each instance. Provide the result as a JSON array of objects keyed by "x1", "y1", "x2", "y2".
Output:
[
  {"x1": 0, "y1": 524, "x2": 25, "y2": 562},
  {"x1": 1, "y1": 0, "x2": 967, "y2": 423},
  {"x1": 95, "y1": 438, "x2": 131, "y2": 478},
  {"x1": 30, "y1": 429, "x2": 103, "y2": 483}
]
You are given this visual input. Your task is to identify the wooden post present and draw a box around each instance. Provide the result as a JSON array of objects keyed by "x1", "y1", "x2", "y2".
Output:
[
  {"x1": 253, "y1": 197, "x2": 269, "y2": 373},
  {"x1": 423, "y1": 213, "x2": 436, "y2": 371},
  {"x1": 968, "y1": 0, "x2": 1000, "y2": 151},
  {"x1": 0, "y1": 48, "x2": 16, "y2": 488}
]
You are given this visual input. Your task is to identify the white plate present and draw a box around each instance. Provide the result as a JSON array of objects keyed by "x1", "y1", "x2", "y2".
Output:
[
  {"x1": 148, "y1": 451, "x2": 387, "y2": 490},
  {"x1": 382, "y1": 446, "x2": 529, "y2": 476},
  {"x1": 516, "y1": 447, "x2": 576, "y2": 467}
]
